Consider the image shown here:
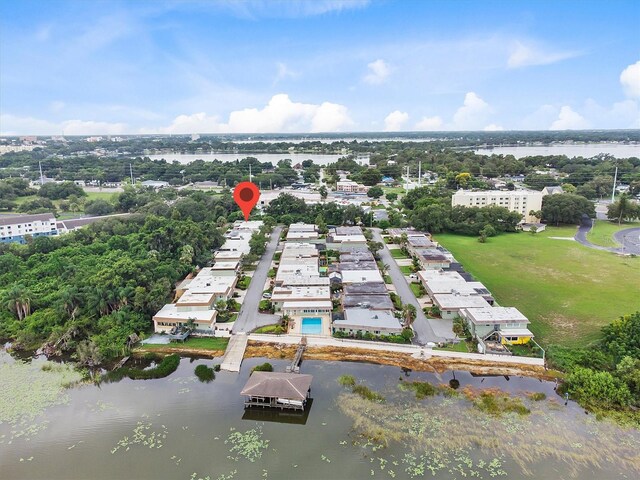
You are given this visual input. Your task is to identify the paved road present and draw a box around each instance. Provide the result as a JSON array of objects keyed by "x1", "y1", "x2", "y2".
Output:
[
  {"x1": 232, "y1": 226, "x2": 282, "y2": 333},
  {"x1": 371, "y1": 228, "x2": 449, "y2": 345},
  {"x1": 613, "y1": 227, "x2": 640, "y2": 254},
  {"x1": 575, "y1": 220, "x2": 640, "y2": 255}
]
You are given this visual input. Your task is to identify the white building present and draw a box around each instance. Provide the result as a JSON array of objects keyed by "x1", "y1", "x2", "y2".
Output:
[
  {"x1": 0, "y1": 213, "x2": 58, "y2": 244},
  {"x1": 451, "y1": 189, "x2": 543, "y2": 223},
  {"x1": 333, "y1": 308, "x2": 403, "y2": 336}
]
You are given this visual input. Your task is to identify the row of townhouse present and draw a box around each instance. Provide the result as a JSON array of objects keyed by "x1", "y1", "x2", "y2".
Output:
[{"x1": 152, "y1": 220, "x2": 263, "y2": 335}]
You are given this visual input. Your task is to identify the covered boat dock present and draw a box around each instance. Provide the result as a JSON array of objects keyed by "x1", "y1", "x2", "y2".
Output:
[{"x1": 240, "y1": 372, "x2": 313, "y2": 411}]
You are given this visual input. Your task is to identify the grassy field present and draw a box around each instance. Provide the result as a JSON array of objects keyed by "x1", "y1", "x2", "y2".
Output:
[
  {"x1": 586, "y1": 220, "x2": 640, "y2": 247},
  {"x1": 434, "y1": 341, "x2": 469, "y2": 353},
  {"x1": 434, "y1": 228, "x2": 640, "y2": 348},
  {"x1": 139, "y1": 337, "x2": 229, "y2": 351},
  {"x1": 389, "y1": 248, "x2": 409, "y2": 259}
]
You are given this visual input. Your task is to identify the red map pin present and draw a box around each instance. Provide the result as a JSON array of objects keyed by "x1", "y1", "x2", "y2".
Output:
[{"x1": 233, "y1": 181, "x2": 260, "y2": 221}]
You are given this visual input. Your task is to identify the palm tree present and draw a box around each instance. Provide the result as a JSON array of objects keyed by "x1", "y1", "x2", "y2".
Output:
[
  {"x1": 59, "y1": 288, "x2": 81, "y2": 320},
  {"x1": 402, "y1": 304, "x2": 417, "y2": 327},
  {"x1": 5, "y1": 284, "x2": 33, "y2": 320}
]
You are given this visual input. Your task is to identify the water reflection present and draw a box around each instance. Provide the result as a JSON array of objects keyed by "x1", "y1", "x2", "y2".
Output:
[{"x1": 241, "y1": 398, "x2": 314, "y2": 425}]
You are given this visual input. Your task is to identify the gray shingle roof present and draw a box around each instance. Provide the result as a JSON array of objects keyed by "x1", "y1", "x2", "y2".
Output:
[{"x1": 241, "y1": 372, "x2": 313, "y2": 401}]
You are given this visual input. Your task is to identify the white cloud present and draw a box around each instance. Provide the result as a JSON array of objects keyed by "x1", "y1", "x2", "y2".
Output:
[
  {"x1": 452, "y1": 92, "x2": 490, "y2": 129},
  {"x1": 384, "y1": 110, "x2": 409, "y2": 131},
  {"x1": 363, "y1": 59, "x2": 391, "y2": 85},
  {"x1": 0, "y1": 114, "x2": 128, "y2": 136},
  {"x1": 549, "y1": 106, "x2": 589, "y2": 130},
  {"x1": 153, "y1": 94, "x2": 353, "y2": 134},
  {"x1": 507, "y1": 41, "x2": 578, "y2": 69},
  {"x1": 415, "y1": 116, "x2": 443, "y2": 130},
  {"x1": 216, "y1": 0, "x2": 370, "y2": 19},
  {"x1": 620, "y1": 60, "x2": 640, "y2": 98},
  {"x1": 274, "y1": 62, "x2": 299, "y2": 84},
  {"x1": 483, "y1": 124, "x2": 504, "y2": 131}
]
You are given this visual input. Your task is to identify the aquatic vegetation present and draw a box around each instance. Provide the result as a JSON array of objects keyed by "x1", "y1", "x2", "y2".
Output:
[
  {"x1": 195, "y1": 365, "x2": 215, "y2": 382},
  {"x1": 111, "y1": 421, "x2": 168, "y2": 454},
  {"x1": 528, "y1": 392, "x2": 547, "y2": 401},
  {"x1": 338, "y1": 374, "x2": 356, "y2": 387},
  {"x1": 462, "y1": 387, "x2": 530, "y2": 416},
  {"x1": 399, "y1": 380, "x2": 438, "y2": 399},
  {"x1": 224, "y1": 427, "x2": 270, "y2": 462},
  {"x1": 352, "y1": 384, "x2": 385, "y2": 402},
  {"x1": 338, "y1": 387, "x2": 640, "y2": 478},
  {"x1": 0, "y1": 356, "x2": 83, "y2": 424},
  {"x1": 251, "y1": 362, "x2": 273, "y2": 373}
]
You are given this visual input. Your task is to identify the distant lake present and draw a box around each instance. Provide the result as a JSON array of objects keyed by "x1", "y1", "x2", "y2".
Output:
[
  {"x1": 474, "y1": 143, "x2": 639, "y2": 159},
  {"x1": 147, "y1": 152, "x2": 345, "y2": 166}
]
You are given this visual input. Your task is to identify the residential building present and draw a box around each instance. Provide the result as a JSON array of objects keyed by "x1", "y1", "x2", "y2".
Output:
[
  {"x1": 413, "y1": 249, "x2": 451, "y2": 270},
  {"x1": 336, "y1": 179, "x2": 368, "y2": 194},
  {"x1": 459, "y1": 307, "x2": 533, "y2": 347},
  {"x1": 271, "y1": 286, "x2": 331, "y2": 311},
  {"x1": 286, "y1": 223, "x2": 319, "y2": 241},
  {"x1": 419, "y1": 273, "x2": 494, "y2": 305},
  {"x1": 339, "y1": 269, "x2": 384, "y2": 284},
  {"x1": 431, "y1": 293, "x2": 492, "y2": 320},
  {"x1": 333, "y1": 308, "x2": 403, "y2": 336},
  {"x1": 0, "y1": 213, "x2": 58, "y2": 244},
  {"x1": 152, "y1": 304, "x2": 217, "y2": 333},
  {"x1": 326, "y1": 226, "x2": 368, "y2": 250},
  {"x1": 451, "y1": 189, "x2": 543, "y2": 223},
  {"x1": 281, "y1": 301, "x2": 332, "y2": 318}
]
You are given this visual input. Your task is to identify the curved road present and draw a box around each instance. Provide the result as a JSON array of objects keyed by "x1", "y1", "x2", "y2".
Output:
[{"x1": 575, "y1": 220, "x2": 640, "y2": 255}]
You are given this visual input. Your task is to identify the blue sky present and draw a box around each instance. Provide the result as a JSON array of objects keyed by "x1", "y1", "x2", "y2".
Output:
[{"x1": 1, "y1": 0, "x2": 639, "y2": 135}]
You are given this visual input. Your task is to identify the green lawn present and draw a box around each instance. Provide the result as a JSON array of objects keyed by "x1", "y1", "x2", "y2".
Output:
[
  {"x1": 389, "y1": 249, "x2": 409, "y2": 259},
  {"x1": 586, "y1": 220, "x2": 640, "y2": 248},
  {"x1": 434, "y1": 341, "x2": 469, "y2": 353},
  {"x1": 409, "y1": 282, "x2": 424, "y2": 297},
  {"x1": 434, "y1": 228, "x2": 640, "y2": 349},
  {"x1": 400, "y1": 265, "x2": 413, "y2": 275},
  {"x1": 139, "y1": 337, "x2": 229, "y2": 351},
  {"x1": 85, "y1": 191, "x2": 117, "y2": 202}
]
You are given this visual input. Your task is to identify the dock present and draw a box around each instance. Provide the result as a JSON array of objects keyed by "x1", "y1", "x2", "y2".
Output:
[
  {"x1": 286, "y1": 337, "x2": 307, "y2": 373},
  {"x1": 220, "y1": 333, "x2": 248, "y2": 372},
  {"x1": 112, "y1": 356, "x2": 129, "y2": 371}
]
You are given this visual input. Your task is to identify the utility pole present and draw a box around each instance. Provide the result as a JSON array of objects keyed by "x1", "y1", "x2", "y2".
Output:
[
  {"x1": 39, "y1": 161, "x2": 44, "y2": 185},
  {"x1": 418, "y1": 161, "x2": 422, "y2": 187},
  {"x1": 405, "y1": 166, "x2": 410, "y2": 192},
  {"x1": 249, "y1": 164, "x2": 252, "y2": 183},
  {"x1": 611, "y1": 165, "x2": 618, "y2": 203},
  {"x1": 129, "y1": 163, "x2": 135, "y2": 185}
]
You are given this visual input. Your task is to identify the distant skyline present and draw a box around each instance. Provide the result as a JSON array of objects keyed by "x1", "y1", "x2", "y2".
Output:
[{"x1": 1, "y1": 0, "x2": 639, "y2": 135}]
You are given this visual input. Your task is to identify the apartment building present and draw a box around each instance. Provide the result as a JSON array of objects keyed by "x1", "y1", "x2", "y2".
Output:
[{"x1": 451, "y1": 189, "x2": 543, "y2": 223}]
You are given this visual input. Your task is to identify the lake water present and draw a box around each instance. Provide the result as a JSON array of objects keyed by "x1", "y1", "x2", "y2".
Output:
[
  {"x1": 474, "y1": 143, "x2": 639, "y2": 159},
  {"x1": 2, "y1": 353, "x2": 639, "y2": 480},
  {"x1": 147, "y1": 153, "x2": 345, "y2": 166}
]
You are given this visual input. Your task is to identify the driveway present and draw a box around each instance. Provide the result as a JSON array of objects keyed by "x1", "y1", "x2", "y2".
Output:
[
  {"x1": 232, "y1": 226, "x2": 283, "y2": 333},
  {"x1": 371, "y1": 228, "x2": 451, "y2": 344}
]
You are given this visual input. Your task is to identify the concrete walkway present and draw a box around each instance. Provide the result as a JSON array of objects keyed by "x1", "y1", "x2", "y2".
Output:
[
  {"x1": 220, "y1": 333, "x2": 248, "y2": 372},
  {"x1": 249, "y1": 333, "x2": 545, "y2": 367},
  {"x1": 371, "y1": 228, "x2": 452, "y2": 344},
  {"x1": 232, "y1": 226, "x2": 283, "y2": 334}
]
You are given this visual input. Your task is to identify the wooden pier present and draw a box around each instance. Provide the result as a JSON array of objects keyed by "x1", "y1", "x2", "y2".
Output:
[{"x1": 286, "y1": 337, "x2": 307, "y2": 373}]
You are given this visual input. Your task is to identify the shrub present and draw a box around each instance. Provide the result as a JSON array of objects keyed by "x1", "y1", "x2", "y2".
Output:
[
  {"x1": 252, "y1": 362, "x2": 273, "y2": 373},
  {"x1": 403, "y1": 380, "x2": 438, "y2": 399},
  {"x1": 529, "y1": 392, "x2": 546, "y2": 401},
  {"x1": 213, "y1": 364, "x2": 221, "y2": 372},
  {"x1": 194, "y1": 364, "x2": 215, "y2": 382},
  {"x1": 114, "y1": 354, "x2": 180, "y2": 380}
]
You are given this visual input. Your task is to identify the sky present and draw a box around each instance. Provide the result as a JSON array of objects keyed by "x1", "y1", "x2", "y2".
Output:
[{"x1": 0, "y1": 0, "x2": 639, "y2": 135}]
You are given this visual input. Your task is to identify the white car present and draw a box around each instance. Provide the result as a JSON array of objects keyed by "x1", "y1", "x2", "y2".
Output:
[{"x1": 262, "y1": 292, "x2": 272, "y2": 299}]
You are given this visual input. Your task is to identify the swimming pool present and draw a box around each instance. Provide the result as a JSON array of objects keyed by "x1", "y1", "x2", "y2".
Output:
[{"x1": 301, "y1": 317, "x2": 322, "y2": 335}]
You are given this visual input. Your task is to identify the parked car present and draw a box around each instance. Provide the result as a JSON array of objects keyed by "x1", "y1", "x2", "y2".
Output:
[
  {"x1": 409, "y1": 274, "x2": 418, "y2": 279},
  {"x1": 262, "y1": 292, "x2": 272, "y2": 299}
]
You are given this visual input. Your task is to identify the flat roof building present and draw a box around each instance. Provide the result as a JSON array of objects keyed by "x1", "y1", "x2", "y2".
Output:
[
  {"x1": 432, "y1": 293, "x2": 492, "y2": 320},
  {"x1": 333, "y1": 308, "x2": 403, "y2": 336},
  {"x1": 452, "y1": 189, "x2": 543, "y2": 223},
  {"x1": 0, "y1": 213, "x2": 57, "y2": 244},
  {"x1": 340, "y1": 269, "x2": 384, "y2": 284}
]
